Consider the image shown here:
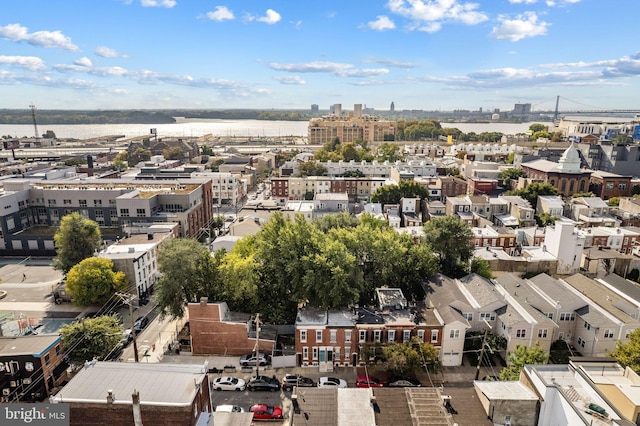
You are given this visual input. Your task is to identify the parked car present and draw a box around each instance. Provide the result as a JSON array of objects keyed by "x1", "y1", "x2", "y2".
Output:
[
  {"x1": 388, "y1": 378, "x2": 422, "y2": 388},
  {"x1": 133, "y1": 316, "x2": 149, "y2": 332},
  {"x1": 318, "y1": 377, "x2": 347, "y2": 388},
  {"x1": 355, "y1": 376, "x2": 384, "y2": 388},
  {"x1": 281, "y1": 374, "x2": 316, "y2": 391},
  {"x1": 250, "y1": 404, "x2": 283, "y2": 421},
  {"x1": 216, "y1": 405, "x2": 245, "y2": 413},
  {"x1": 120, "y1": 329, "x2": 133, "y2": 346},
  {"x1": 239, "y1": 352, "x2": 270, "y2": 367},
  {"x1": 211, "y1": 376, "x2": 246, "y2": 391},
  {"x1": 247, "y1": 375, "x2": 280, "y2": 392}
]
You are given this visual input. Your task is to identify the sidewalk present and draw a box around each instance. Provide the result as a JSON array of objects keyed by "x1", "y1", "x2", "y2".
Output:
[{"x1": 120, "y1": 312, "x2": 187, "y2": 363}]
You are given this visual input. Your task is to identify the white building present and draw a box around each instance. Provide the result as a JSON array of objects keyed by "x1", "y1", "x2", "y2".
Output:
[{"x1": 544, "y1": 221, "x2": 585, "y2": 274}]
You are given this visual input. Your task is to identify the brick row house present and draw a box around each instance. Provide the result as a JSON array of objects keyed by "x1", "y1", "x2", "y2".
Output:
[{"x1": 295, "y1": 289, "x2": 443, "y2": 369}]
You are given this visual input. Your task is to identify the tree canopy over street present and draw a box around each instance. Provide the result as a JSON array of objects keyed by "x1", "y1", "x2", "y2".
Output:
[
  {"x1": 500, "y1": 342, "x2": 548, "y2": 380},
  {"x1": 423, "y1": 215, "x2": 475, "y2": 277},
  {"x1": 53, "y1": 212, "x2": 102, "y2": 274},
  {"x1": 60, "y1": 315, "x2": 124, "y2": 364},
  {"x1": 154, "y1": 211, "x2": 440, "y2": 323},
  {"x1": 65, "y1": 257, "x2": 128, "y2": 306}
]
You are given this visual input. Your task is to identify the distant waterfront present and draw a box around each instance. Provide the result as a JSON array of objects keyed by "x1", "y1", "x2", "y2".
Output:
[{"x1": 0, "y1": 119, "x2": 554, "y2": 141}]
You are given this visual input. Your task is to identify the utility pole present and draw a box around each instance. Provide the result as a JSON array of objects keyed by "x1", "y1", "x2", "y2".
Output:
[
  {"x1": 116, "y1": 292, "x2": 139, "y2": 363},
  {"x1": 254, "y1": 313, "x2": 260, "y2": 378},
  {"x1": 475, "y1": 320, "x2": 492, "y2": 380}
]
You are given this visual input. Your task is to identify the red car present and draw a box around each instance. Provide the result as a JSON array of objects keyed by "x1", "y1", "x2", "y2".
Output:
[
  {"x1": 250, "y1": 404, "x2": 283, "y2": 420},
  {"x1": 355, "y1": 375, "x2": 384, "y2": 388}
]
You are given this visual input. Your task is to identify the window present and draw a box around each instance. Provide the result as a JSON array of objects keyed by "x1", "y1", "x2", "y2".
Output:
[
  {"x1": 303, "y1": 347, "x2": 309, "y2": 360},
  {"x1": 373, "y1": 330, "x2": 381, "y2": 342},
  {"x1": 312, "y1": 347, "x2": 318, "y2": 360},
  {"x1": 604, "y1": 329, "x2": 614, "y2": 338},
  {"x1": 584, "y1": 321, "x2": 591, "y2": 331},
  {"x1": 345, "y1": 330, "x2": 352, "y2": 343},
  {"x1": 44, "y1": 354, "x2": 50, "y2": 366},
  {"x1": 120, "y1": 208, "x2": 130, "y2": 217},
  {"x1": 136, "y1": 208, "x2": 146, "y2": 217},
  {"x1": 463, "y1": 313, "x2": 473, "y2": 321},
  {"x1": 560, "y1": 312, "x2": 575, "y2": 321},
  {"x1": 334, "y1": 347, "x2": 340, "y2": 361},
  {"x1": 546, "y1": 313, "x2": 553, "y2": 320},
  {"x1": 388, "y1": 330, "x2": 395, "y2": 342},
  {"x1": 55, "y1": 344, "x2": 61, "y2": 356},
  {"x1": 430, "y1": 330, "x2": 438, "y2": 343},
  {"x1": 316, "y1": 330, "x2": 322, "y2": 342},
  {"x1": 577, "y1": 337, "x2": 585, "y2": 348},
  {"x1": 538, "y1": 329, "x2": 548, "y2": 338},
  {"x1": 619, "y1": 183, "x2": 627, "y2": 190},
  {"x1": 449, "y1": 329, "x2": 460, "y2": 339},
  {"x1": 516, "y1": 329, "x2": 526, "y2": 338},
  {"x1": 606, "y1": 182, "x2": 614, "y2": 190},
  {"x1": 330, "y1": 330, "x2": 337, "y2": 343},
  {"x1": 359, "y1": 330, "x2": 366, "y2": 342},
  {"x1": 403, "y1": 330, "x2": 411, "y2": 342},
  {"x1": 300, "y1": 330, "x2": 307, "y2": 343},
  {"x1": 480, "y1": 312, "x2": 496, "y2": 321},
  {"x1": 48, "y1": 199, "x2": 56, "y2": 206},
  {"x1": 63, "y1": 199, "x2": 72, "y2": 205},
  {"x1": 79, "y1": 200, "x2": 87, "y2": 207},
  {"x1": 94, "y1": 200, "x2": 102, "y2": 206},
  {"x1": 345, "y1": 347, "x2": 351, "y2": 361}
]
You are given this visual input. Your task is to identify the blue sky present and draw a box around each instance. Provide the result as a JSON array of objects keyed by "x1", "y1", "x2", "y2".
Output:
[{"x1": 1, "y1": 0, "x2": 639, "y2": 112}]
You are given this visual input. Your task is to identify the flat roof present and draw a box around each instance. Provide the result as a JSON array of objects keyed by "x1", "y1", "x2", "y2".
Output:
[
  {"x1": 474, "y1": 380, "x2": 538, "y2": 400},
  {"x1": 52, "y1": 362, "x2": 207, "y2": 406},
  {"x1": 0, "y1": 335, "x2": 60, "y2": 357}
]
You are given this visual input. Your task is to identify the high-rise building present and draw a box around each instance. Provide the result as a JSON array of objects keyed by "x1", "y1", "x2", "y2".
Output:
[
  {"x1": 390, "y1": 102, "x2": 395, "y2": 112},
  {"x1": 311, "y1": 104, "x2": 319, "y2": 113}
]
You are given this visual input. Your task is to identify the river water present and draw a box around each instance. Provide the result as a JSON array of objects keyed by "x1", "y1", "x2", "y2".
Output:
[{"x1": 0, "y1": 118, "x2": 553, "y2": 141}]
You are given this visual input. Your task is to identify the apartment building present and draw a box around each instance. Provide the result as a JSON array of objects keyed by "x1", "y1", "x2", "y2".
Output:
[
  {"x1": 570, "y1": 197, "x2": 617, "y2": 227},
  {"x1": 0, "y1": 178, "x2": 214, "y2": 256},
  {"x1": 308, "y1": 108, "x2": 396, "y2": 144},
  {"x1": 271, "y1": 176, "x2": 387, "y2": 205},
  {"x1": 590, "y1": 170, "x2": 632, "y2": 199},
  {"x1": 576, "y1": 226, "x2": 640, "y2": 254}
]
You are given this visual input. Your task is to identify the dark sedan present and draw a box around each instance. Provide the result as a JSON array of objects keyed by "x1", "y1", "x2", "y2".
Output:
[{"x1": 247, "y1": 375, "x2": 281, "y2": 392}]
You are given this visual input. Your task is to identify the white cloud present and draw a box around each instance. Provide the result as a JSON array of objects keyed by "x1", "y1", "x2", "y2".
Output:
[
  {"x1": 291, "y1": 20, "x2": 303, "y2": 30},
  {"x1": 274, "y1": 75, "x2": 305, "y2": 85},
  {"x1": 386, "y1": 0, "x2": 488, "y2": 32},
  {"x1": 74, "y1": 57, "x2": 93, "y2": 67},
  {"x1": 508, "y1": 0, "x2": 538, "y2": 4},
  {"x1": 205, "y1": 6, "x2": 235, "y2": 22},
  {"x1": 368, "y1": 16, "x2": 396, "y2": 31},
  {"x1": 491, "y1": 12, "x2": 549, "y2": 42},
  {"x1": 268, "y1": 61, "x2": 388, "y2": 78},
  {"x1": 140, "y1": 0, "x2": 176, "y2": 8},
  {"x1": 95, "y1": 46, "x2": 127, "y2": 58},
  {"x1": 0, "y1": 55, "x2": 46, "y2": 71},
  {"x1": 257, "y1": 9, "x2": 281, "y2": 25},
  {"x1": 364, "y1": 57, "x2": 415, "y2": 68},
  {"x1": 0, "y1": 23, "x2": 79, "y2": 51}
]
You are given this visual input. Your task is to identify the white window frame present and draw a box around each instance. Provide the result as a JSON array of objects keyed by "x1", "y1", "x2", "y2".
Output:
[
  {"x1": 300, "y1": 330, "x2": 307, "y2": 343},
  {"x1": 316, "y1": 330, "x2": 323, "y2": 342},
  {"x1": 312, "y1": 347, "x2": 318, "y2": 360},
  {"x1": 303, "y1": 347, "x2": 309, "y2": 360},
  {"x1": 345, "y1": 330, "x2": 352, "y2": 343},
  {"x1": 359, "y1": 330, "x2": 366, "y2": 342},
  {"x1": 388, "y1": 330, "x2": 395, "y2": 342},
  {"x1": 330, "y1": 330, "x2": 337, "y2": 343},
  {"x1": 403, "y1": 330, "x2": 411, "y2": 342}
]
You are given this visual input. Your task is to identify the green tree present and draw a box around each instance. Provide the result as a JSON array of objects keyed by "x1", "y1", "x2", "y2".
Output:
[
  {"x1": 535, "y1": 213, "x2": 558, "y2": 227},
  {"x1": 313, "y1": 211, "x2": 360, "y2": 233},
  {"x1": 498, "y1": 168, "x2": 526, "y2": 188},
  {"x1": 529, "y1": 123, "x2": 547, "y2": 133},
  {"x1": 155, "y1": 238, "x2": 223, "y2": 319},
  {"x1": 371, "y1": 180, "x2": 429, "y2": 205},
  {"x1": 376, "y1": 143, "x2": 404, "y2": 162},
  {"x1": 113, "y1": 159, "x2": 127, "y2": 171},
  {"x1": 445, "y1": 167, "x2": 462, "y2": 178},
  {"x1": 423, "y1": 216, "x2": 474, "y2": 277},
  {"x1": 571, "y1": 192, "x2": 594, "y2": 198},
  {"x1": 608, "y1": 197, "x2": 620, "y2": 207},
  {"x1": 298, "y1": 161, "x2": 327, "y2": 177},
  {"x1": 65, "y1": 257, "x2": 128, "y2": 306},
  {"x1": 609, "y1": 329, "x2": 640, "y2": 373},
  {"x1": 470, "y1": 257, "x2": 494, "y2": 279},
  {"x1": 53, "y1": 213, "x2": 102, "y2": 273},
  {"x1": 500, "y1": 341, "x2": 548, "y2": 380},
  {"x1": 201, "y1": 145, "x2": 214, "y2": 156},
  {"x1": 505, "y1": 152, "x2": 515, "y2": 165},
  {"x1": 506, "y1": 182, "x2": 558, "y2": 206},
  {"x1": 42, "y1": 130, "x2": 57, "y2": 139},
  {"x1": 163, "y1": 146, "x2": 186, "y2": 160},
  {"x1": 60, "y1": 315, "x2": 124, "y2": 364},
  {"x1": 382, "y1": 337, "x2": 439, "y2": 376},
  {"x1": 128, "y1": 147, "x2": 152, "y2": 166}
]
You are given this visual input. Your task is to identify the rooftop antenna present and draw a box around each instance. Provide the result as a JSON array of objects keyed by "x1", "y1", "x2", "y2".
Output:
[{"x1": 29, "y1": 104, "x2": 39, "y2": 142}]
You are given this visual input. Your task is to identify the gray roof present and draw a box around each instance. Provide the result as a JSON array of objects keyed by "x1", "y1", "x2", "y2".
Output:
[
  {"x1": 53, "y1": 362, "x2": 207, "y2": 405},
  {"x1": 0, "y1": 335, "x2": 60, "y2": 357},
  {"x1": 526, "y1": 273, "x2": 587, "y2": 310},
  {"x1": 575, "y1": 305, "x2": 610, "y2": 328},
  {"x1": 598, "y1": 274, "x2": 640, "y2": 304},
  {"x1": 327, "y1": 310, "x2": 356, "y2": 327},
  {"x1": 423, "y1": 274, "x2": 472, "y2": 326},
  {"x1": 474, "y1": 380, "x2": 539, "y2": 401},
  {"x1": 494, "y1": 274, "x2": 556, "y2": 326},
  {"x1": 296, "y1": 307, "x2": 328, "y2": 326},
  {"x1": 458, "y1": 274, "x2": 501, "y2": 308},
  {"x1": 563, "y1": 274, "x2": 637, "y2": 324}
]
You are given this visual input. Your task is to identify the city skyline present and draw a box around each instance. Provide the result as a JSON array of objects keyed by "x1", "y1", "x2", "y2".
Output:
[{"x1": 1, "y1": 0, "x2": 639, "y2": 112}]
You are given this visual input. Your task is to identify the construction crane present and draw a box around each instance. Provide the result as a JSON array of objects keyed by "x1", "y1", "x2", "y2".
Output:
[{"x1": 29, "y1": 104, "x2": 39, "y2": 142}]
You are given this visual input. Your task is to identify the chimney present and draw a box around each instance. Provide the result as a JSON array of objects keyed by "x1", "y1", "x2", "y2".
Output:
[
  {"x1": 107, "y1": 389, "x2": 115, "y2": 404},
  {"x1": 132, "y1": 390, "x2": 142, "y2": 426},
  {"x1": 200, "y1": 297, "x2": 208, "y2": 305},
  {"x1": 147, "y1": 233, "x2": 154, "y2": 240},
  {"x1": 87, "y1": 155, "x2": 94, "y2": 169}
]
